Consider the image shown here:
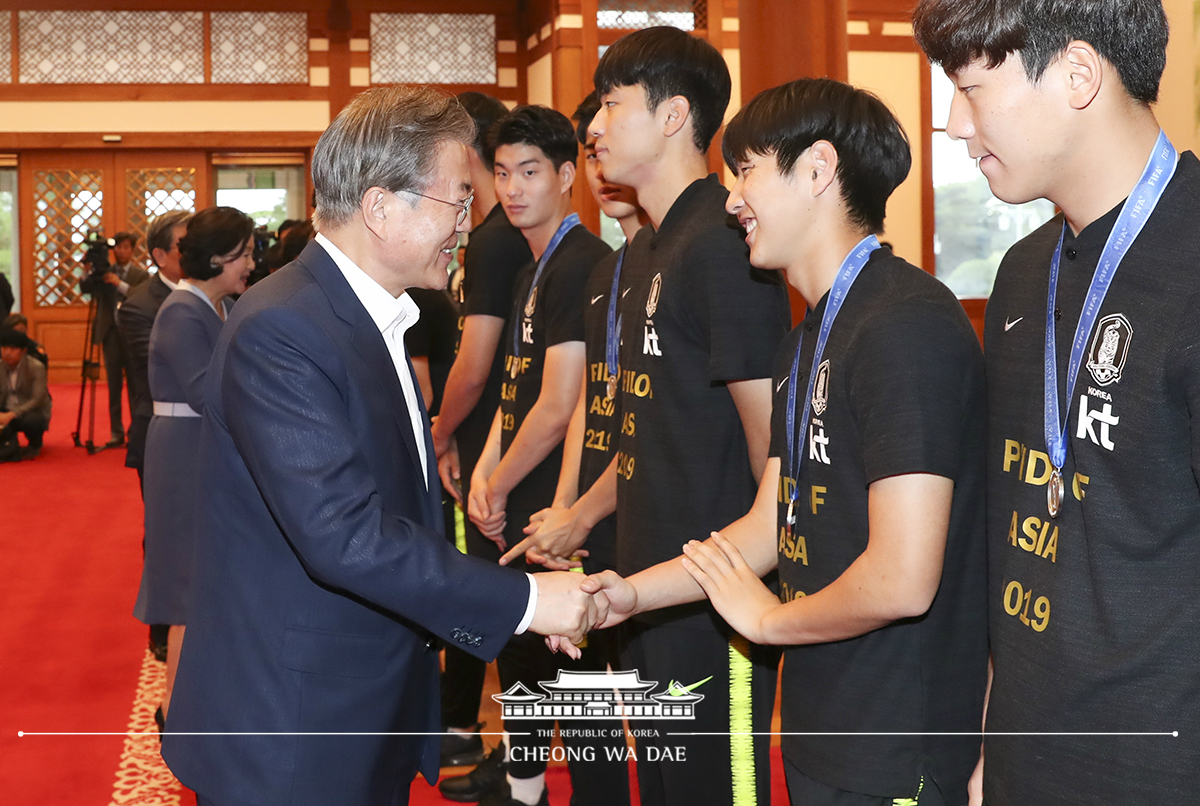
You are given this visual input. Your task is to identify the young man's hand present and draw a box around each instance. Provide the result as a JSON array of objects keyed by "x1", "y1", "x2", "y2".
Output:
[{"x1": 681, "y1": 533, "x2": 779, "y2": 644}]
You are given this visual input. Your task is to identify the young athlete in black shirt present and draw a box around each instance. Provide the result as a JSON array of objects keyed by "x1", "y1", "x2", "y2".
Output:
[
  {"x1": 581, "y1": 78, "x2": 989, "y2": 806},
  {"x1": 580, "y1": 27, "x2": 791, "y2": 806},
  {"x1": 499, "y1": 91, "x2": 647, "y2": 576},
  {"x1": 466, "y1": 105, "x2": 625, "y2": 806},
  {"x1": 914, "y1": 0, "x2": 1200, "y2": 802}
]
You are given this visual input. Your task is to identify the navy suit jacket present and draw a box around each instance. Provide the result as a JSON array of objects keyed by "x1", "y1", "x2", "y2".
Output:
[{"x1": 162, "y1": 241, "x2": 529, "y2": 806}]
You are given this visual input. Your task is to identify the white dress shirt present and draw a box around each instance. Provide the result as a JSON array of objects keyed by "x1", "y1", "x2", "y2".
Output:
[{"x1": 313, "y1": 234, "x2": 539, "y2": 634}]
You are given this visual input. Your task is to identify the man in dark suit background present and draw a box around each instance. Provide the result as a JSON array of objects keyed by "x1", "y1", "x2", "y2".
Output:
[
  {"x1": 162, "y1": 85, "x2": 606, "y2": 806},
  {"x1": 80, "y1": 230, "x2": 149, "y2": 446},
  {"x1": 117, "y1": 210, "x2": 190, "y2": 662},
  {"x1": 118, "y1": 211, "x2": 191, "y2": 485}
]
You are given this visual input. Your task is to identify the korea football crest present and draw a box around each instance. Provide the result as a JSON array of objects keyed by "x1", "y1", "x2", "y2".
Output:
[
  {"x1": 646, "y1": 273, "x2": 662, "y2": 317},
  {"x1": 812, "y1": 360, "x2": 830, "y2": 415},
  {"x1": 524, "y1": 288, "x2": 538, "y2": 318},
  {"x1": 1085, "y1": 313, "x2": 1131, "y2": 386}
]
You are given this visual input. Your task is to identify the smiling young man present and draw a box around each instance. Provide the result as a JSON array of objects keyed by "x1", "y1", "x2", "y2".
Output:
[
  {"x1": 463, "y1": 105, "x2": 624, "y2": 806},
  {"x1": 913, "y1": 0, "x2": 1200, "y2": 803},
  {"x1": 584, "y1": 77, "x2": 989, "y2": 806},
  {"x1": 583, "y1": 26, "x2": 792, "y2": 806}
]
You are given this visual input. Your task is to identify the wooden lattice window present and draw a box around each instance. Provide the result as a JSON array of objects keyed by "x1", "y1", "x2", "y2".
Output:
[
  {"x1": 597, "y1": 0, "x2": 704, "y2": 31},
  {"x1": 32, "y1": 170, "x2": 103, "y2": 307},
  {"x1": 125, "y1": 168, "x2": 197, "y2": 270}
]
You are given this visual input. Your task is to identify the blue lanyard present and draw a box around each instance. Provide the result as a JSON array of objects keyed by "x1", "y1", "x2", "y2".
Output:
[
  {"x1": 786, "y1": 235, "x2": 879, "y2": 513},
  {"x1": 513, "y1": 213, "x2": 581, "y2": 359},
  {"x1": 605, "y1": 246, "x2": 626, "y2": 387},
  {"x1": 1044, "y1": 130, "x2": 1176, "y2": 473}
]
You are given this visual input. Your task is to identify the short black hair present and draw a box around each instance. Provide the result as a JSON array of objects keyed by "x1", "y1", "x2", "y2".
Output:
[
  {"x1": 913, "y1": 0, "x2": 1168, "y2": 104},
  {"x1": 488, "y1": 105, "x2": 579, "y2": 171},
  {"x1": 178, "y1": 206, "x2": 255, "y2": 281},
  {"x1": 722, "y1": 78, "x2": 911, "y2": 234},
  {"x1": 0, "y1": 328, "x2": 30, "y2": 349},
  {"x1": 594, "y1": 26, "x2": 731, "y2": 153},
  {"x1": 113, "y1": 231, "x2": 137, "y2": 248},
  {"x1": 573, "y1": 91, "x2": 601, "y2": 146},
  {"x1": 457, "y1": 91, "x2": 510, "y2": 170}
]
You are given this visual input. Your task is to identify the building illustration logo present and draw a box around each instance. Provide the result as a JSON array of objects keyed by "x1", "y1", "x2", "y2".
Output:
[{"x1": 493, "y1": 670, "x2": 707, "y2": 720}]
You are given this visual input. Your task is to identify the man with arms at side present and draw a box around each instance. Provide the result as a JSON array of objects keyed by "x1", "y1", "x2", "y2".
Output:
[
  {"x1": 432, "y1": 92, "x2": 533, "y2": 771},
  {"x1": 583, "y1": 27, "x2": 792, "y2": 806},
  {"x1": 161, "y1": 86, "x2": 606, "y2": 806},
  {"x1": 500, "y1": 91, "x2": 647, "y2": 580},
  {"x1": 913, "y1": 0, "x2": 1200, "y2": 802},
  {"x1": 118, "y1": 210, "x2": 190, "y2": 662},
  {"x1": 462, "y1": 105, "x2": 626, "y2": 806},
  {"x1": 583, "y1": 77, "x2": 988, "y2": 806}
]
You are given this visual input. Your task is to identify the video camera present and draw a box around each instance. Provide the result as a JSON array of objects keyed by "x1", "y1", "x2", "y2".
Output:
[{"x1": 80, "y1": 232, "x2": 115, "y2": 279}]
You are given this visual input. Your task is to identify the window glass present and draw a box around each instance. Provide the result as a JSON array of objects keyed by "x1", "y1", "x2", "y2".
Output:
[
  {"x1": 1, "y1": 169, "x2": 18, "y2": 311},
  {"x1": 215, "y1": 165, "x2": 306, "y2": 232},
  {"x1": 930, "y1": 65, "x2": 1056, "y2": 297}
]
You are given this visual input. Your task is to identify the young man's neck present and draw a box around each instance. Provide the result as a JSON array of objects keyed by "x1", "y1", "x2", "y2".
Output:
[
  {"x1": 467, "y1": 153, "x2": 498, "y2": 225},
  {"x1": 617, "y1": 211, "x2": 645, "y2": 242},
  {"x1": 522, "y1": 198, "x2": 574, "y2": 260},
  {"x1": 1056, "y1": 108, "x2": 1163, "y2": 236},
  {"x1": 633, "y1": 149, "x2": 711, "y2": 230},
  {"x1": 786, "y1": 219, "x2": 873, "y2": 309}
]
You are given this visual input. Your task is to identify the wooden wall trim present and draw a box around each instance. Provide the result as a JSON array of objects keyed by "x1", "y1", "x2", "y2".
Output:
[
  {"x1": 0, "y1": 84, "x2": 327, "y2": 101},
  {"x1": 0, "y1": 132, "x2": 322, "y2": 149}
]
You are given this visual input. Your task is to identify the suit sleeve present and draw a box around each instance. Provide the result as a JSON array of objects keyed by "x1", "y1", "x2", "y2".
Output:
[
  {"x1": 151, "y1": 300, "x2": 216, "y2": 415},
  {"x1": 10, "y1": 358, "x2": 49, "y2": 418},
  {"x1": 219, "y1": 305, "x2": 527, "y2": 660}
]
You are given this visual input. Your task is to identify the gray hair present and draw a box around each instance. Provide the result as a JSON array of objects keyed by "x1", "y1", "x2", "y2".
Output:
[
  {"x1": 146, "y1": 210, "x2": 193, "y2": 267},
  {"x1": 312, "y1": 85, "x2": 474, "y2": 230}
]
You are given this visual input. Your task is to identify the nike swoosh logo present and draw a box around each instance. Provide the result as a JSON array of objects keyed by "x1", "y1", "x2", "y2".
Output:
[
  {"x1": 591, "y1": 295, "x2": 604, "y2": 305},
  {"x1": 776, "y1": 378, "x2": 787, "y2": 392},
  {"x1": 1005, "y1": 317, "x2": 1023, "y2": 331},
  {"x1": 622, "y1": 288, "x2": 630, "y2": 298}
]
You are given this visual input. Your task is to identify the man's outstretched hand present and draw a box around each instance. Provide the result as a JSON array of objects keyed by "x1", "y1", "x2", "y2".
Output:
[{"x1": 527, "y1": 571, "x2": 611, "y2": 660}]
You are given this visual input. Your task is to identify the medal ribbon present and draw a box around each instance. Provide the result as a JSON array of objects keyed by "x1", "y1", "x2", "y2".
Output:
[
  {"x1": 605, "y1": 247, "x2": 626, "y2": 390},
  {"x1": 1043, "y1": 130, "x2": 1176, "y2": 473},
  {"x1": 786, "y1": 235, "x2": 879, "y2": 512},
  {"x1": 513, "y1": 212, "x2": 581, "y2": 359}
]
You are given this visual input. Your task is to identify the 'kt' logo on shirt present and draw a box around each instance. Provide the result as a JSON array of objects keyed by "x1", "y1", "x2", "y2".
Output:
[
  {"x1": 809, "y1": 425, "x2": 830, "y2": 464},
  {"x1": 1076, "y1": 395, "x2": 1118, "y2": 451},
  {"x1": 643, "y1": 325, "x2": 661, "y2": 356}
]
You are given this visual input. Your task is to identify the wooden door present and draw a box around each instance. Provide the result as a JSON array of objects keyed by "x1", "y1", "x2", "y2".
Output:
[{"x1": 18, "y1": 150, "x2": 207, "y2": 381}]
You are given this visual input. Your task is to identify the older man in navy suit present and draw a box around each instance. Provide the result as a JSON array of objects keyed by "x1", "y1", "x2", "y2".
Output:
[{"x1": 162, "y1": 86, "x2": 605, "y2": 806}]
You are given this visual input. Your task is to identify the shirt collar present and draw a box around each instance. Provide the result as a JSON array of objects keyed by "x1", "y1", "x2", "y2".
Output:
[
  {"x1": 315, "y1": 232, "x2": 420, "y2": 337},
  {"x1": 158, "y1": 272, "x2": 180, "y2": 290}
]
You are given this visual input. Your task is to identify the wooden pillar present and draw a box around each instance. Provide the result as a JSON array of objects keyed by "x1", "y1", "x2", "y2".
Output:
[{"x1": 738, "y1": 0, "x2": 848, "y2": 99}]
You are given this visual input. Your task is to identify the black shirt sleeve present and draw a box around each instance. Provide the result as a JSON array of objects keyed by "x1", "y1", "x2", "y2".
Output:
[
  {"x1": 685, "y1": 228, "x2": 791, "y2": 383},
  {"x1": 847, "y1": 300, "x2": 982, "y2": 484}
]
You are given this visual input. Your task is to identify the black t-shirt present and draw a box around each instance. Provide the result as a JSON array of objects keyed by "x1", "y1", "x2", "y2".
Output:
[
  {"x1": 579, "y1": 247, "x2": 625, "y2": 573},
  {"x1": 982, "y1": 152, "x2": 1200, "y2": 806},
  {"x1": 456, "y1": 203, "x2": 534, "y2": 475},
  {"x1": 615, "y1": 174, "x2": 792, "y2": 627},
  {"x1": 404, "y1": 286, "x2": 459, "y2": 417},
  {"x1": 770, "y1": 249, "x2": 988, "y2": 799},
  {"x1": 499, "y1": 224, "x2": 612, "y2": 516}
]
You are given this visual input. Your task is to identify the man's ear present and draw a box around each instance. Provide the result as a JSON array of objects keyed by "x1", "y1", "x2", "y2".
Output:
[
  {"x1": 558, "y1": 159, "x2": 577, "y2": 194},
  {"x1": 361, "y1": 187, "x2": 390, "y2": 239},
  {"x1": 808, "y1": 141, "x2": 839, "y2": 198},
  {"x1": 662, "y1": 95, "x2": 692, "y2": 140},
  {"x1": 1062, "y1": 41, "x2": 1103, "y2": 110}
]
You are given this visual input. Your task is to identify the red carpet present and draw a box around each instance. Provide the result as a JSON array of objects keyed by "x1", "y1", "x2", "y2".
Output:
[{"x1": 1, "y1": 383, "x2": 789, "y2": 805}]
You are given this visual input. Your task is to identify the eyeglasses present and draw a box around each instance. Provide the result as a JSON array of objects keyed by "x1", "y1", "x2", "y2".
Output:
[{"x1": 402, "y1": 189, "x2": 473, "y2": 228}]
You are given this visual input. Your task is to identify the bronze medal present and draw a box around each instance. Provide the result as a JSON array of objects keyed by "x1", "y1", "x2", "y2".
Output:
[
  {"x1": 1047, "y1": 467, "x2": 1064, "y2": 519},
  {"x1": 606, "y1": 374, "x2": 618, "y2": 400}
]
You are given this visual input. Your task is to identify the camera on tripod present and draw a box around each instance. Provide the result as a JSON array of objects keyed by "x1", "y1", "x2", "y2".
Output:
[{"x1": 80, "y1": 232, "x2": 115, "y2": 279}]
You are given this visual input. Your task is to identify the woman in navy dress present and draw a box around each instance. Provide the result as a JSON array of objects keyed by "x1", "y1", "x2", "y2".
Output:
[{"x1": 133, "y1": 206, "x2": 255, "y2": 724}]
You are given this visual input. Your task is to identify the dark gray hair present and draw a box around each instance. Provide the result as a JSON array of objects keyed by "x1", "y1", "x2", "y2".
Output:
[
  {"x1": 146, "y1": 210, "x2": 192, "y2": 267},
  {"x1": 312, "y1": 85, "x2": 475, "y2": 229}
]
